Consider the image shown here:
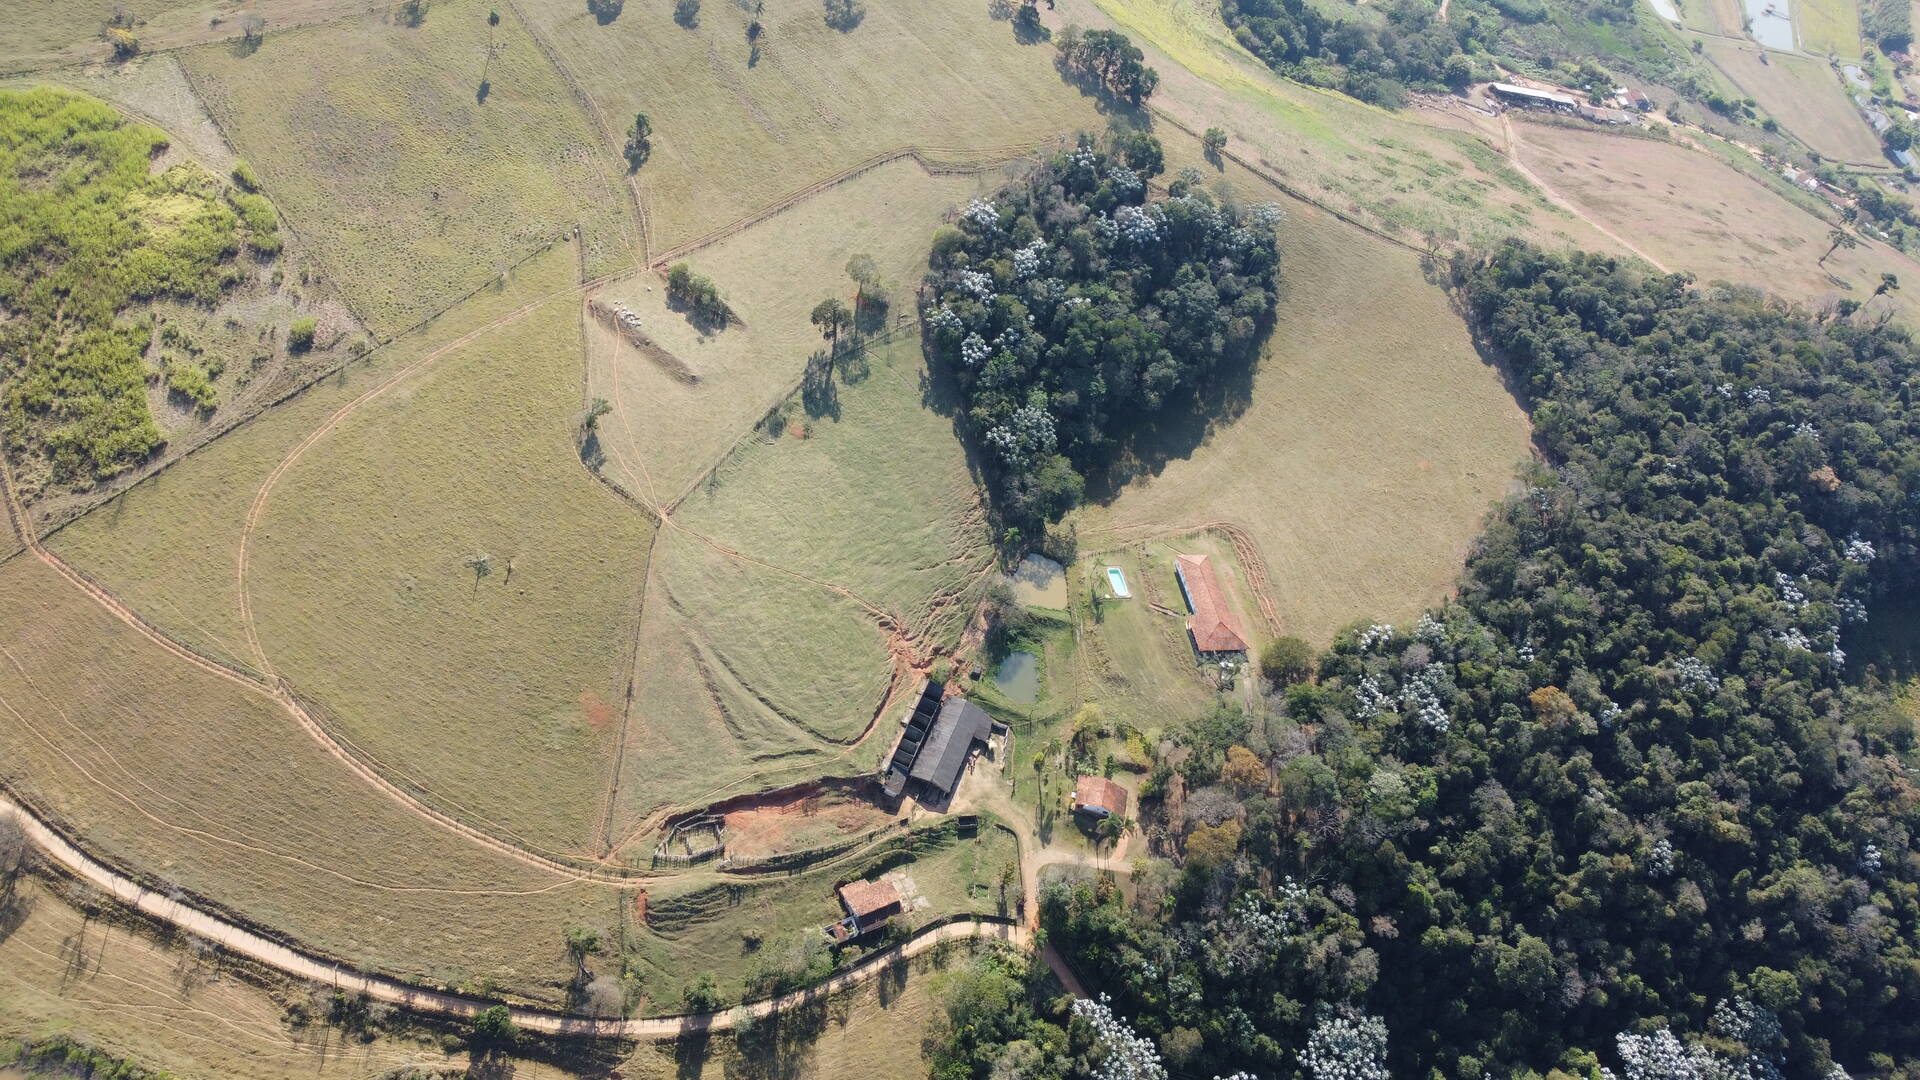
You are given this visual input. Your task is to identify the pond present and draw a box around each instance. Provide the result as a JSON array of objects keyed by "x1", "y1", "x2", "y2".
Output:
[
  {"x1": 1008, "y1": 553, "x2": 1067, "y2": 608},
  {"x1": 1742, "y1": 0, "x2": 1795, "y2": 51},
  {"x1": 994, "y1": 650, "x2": 1040, "y2": 704},
  {"x1": 1643, "y1": 0, "x2": 1680, "y2": 22}
]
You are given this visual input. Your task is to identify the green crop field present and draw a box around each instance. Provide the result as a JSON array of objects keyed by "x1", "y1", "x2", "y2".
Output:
[
  {"x1": 180, "y1": 0, "x2": 636, "y2": 338},
  {"x1": 1797, "y1": 0, "x2": 1865, "y2": 54},
  {"x1": 515, "y1": 0, "x2": 1105, "y2": 254},
  {"x1": 1703, "y1": 41, "x2": 1883, "y2": 162}
]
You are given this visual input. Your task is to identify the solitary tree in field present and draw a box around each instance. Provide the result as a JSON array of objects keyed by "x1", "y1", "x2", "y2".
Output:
[
  {"x1": 1202, "y1": 126, "x2": 1228, "y2": 158},
  {"x1": 674, "y1": 0, "x2": 700, "y2": 26},
  {"x1": 810, "y1": 297, "x2": 853, "y2": 349},
  {"x1": 1819, "y1": 226, "x2": 1857, "y2": 266},
  {"x1": 845, "y1": 253, "x2": 878, "y2": 314},
  {"x1": 624, "y1": 112, "x2": 653, "y2": 170}
]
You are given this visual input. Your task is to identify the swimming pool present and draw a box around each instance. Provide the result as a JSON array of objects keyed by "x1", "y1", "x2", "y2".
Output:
[{"x1": 1105, "y1": 567, "x2": 1131, "y2": 597}]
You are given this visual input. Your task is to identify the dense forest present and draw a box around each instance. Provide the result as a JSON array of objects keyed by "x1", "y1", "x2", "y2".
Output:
[
  {"x1": 921, "y1": 135, "x2": 1281, "y2": 545},
  {"x1": 934, "y1": 245, "x2": 1920, "y2": 1079}
]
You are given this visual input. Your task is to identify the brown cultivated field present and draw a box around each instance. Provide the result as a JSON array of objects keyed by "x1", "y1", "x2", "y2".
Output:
[
  {"x1": 516, "y1": 0, "x2": 1105, "y2": 254},
  {"x1": 181, "y1": 0, "x2": 635, "y2": 337},
  {"x1": 1702, "y1": 42, "x2": 1883, "y2": 163},
  {"x1": 1509, "y1": 119, "x2": 1920, "y2": 323},
  {"x1": 1081, "y1": 153, "x2": 1534, "y2": 645},
  {"x1": 0, "y1": 556, "x2": 618, "y2": 1003}
]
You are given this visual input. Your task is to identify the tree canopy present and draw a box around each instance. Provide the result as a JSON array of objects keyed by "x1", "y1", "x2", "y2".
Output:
[
  {"x1": 922, "y1": 135, "x2": 1281, "y2": 541},
  {"x1": 942, "y1": 243, "x2": 1920, "y2": 1079}
]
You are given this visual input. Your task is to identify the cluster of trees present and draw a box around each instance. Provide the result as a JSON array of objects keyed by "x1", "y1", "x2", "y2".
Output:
[
  {"x1": 664, "y1": 262, "x2": 732, "y2": 329},
  {"x1": 0, "y1": 88, "x2": 279, "y2": 486},
  {"x1": 1871, "y1": 0, "x2": 1913, "y2": 53},
  {"x1": 1221, "y1": 0, "x2": 1496, "y2": 107},
  {"x1": 1055, "y1": 27, "x2": 1161, "y2": 105},
  {"x1": 921, "y1": 135, "x2": 1280, "y2": 544},
  {"x1": 939, "y1": 244, "x2": 1920, "y2": 1078}
]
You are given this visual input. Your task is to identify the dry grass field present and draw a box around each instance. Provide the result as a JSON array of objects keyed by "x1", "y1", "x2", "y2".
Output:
[
  {"x1": 586, "y1": 157, "x2": 999, "y2": 503},
  {"x1": 516, "y1": 0, "x2": 1106, "y2": 254},
  {"x1": 180, "y1": 0, "x2": 635, "y2": 338},
  {"x1": 0, "y1": 556, "x2": 618, "y2": 1003},
  {"x1": 0, "y1": 872, "x2": 969, "y2": 1080},
  {"x1": 670, "y1": 335, "x2": 991, "y2": 663},
  {"x1": 1051, "y1": 0, "x2": 1583, "y2": 248},
  {"x1": 1078, "y1": 151, "x2": 1533, "y2": 645},
  {"x1": 1509, "y1": 119, "x2": 1920, "y2": 323},
  {"x1": 605, "y1": 335, "x2": 991, "y2": 844},
  {"x1": 245, "y1": 250, "x2": 654, "y2": 856},
  {"x1": 47, "y1": 241, "x2": 592, "y2": 675},
  {"x1": 1702, "y1": 42, "x2": 1882, "y2": 162},
  {"x1": 1, "y1": 0, "x2": 376, "y2": 71}
]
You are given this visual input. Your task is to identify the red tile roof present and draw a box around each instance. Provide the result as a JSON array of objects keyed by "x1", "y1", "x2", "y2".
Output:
[
  {"x1": 1177, "y1": 554, "x2": 1250, "y2": 653},
  {"x1": 1073, "y1": 776, "x2": 1129, "y2": 817},
  {"x1": 837, "y1": 878, "x2": 902, "y2": 922}
]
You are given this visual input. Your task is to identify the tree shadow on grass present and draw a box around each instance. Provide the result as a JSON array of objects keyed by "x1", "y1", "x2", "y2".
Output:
[{"x1": 1081, "y1": 345, "x2": 1261, "y2": 505}]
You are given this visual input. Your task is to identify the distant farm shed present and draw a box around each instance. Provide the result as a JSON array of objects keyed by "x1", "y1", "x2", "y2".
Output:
[
  {"x1": 1072, "y1": 776, "x2": 1129, "y2": 818},
  {"x1": 1175, "y1": 553, "x2": 1250, "y2": 656}
]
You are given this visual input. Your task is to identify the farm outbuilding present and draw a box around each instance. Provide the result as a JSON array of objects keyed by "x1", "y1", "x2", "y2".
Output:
[
  {"x1": 1489, "y1": 82, "x2": 1578, "y2": 110},
  {"x1": 829, "y1": 877, "x2": 903, "y2": 941},
  {"x1": 910, "y1": 697, "x2": 994, "y2": 798},
  {"x1": 1072, "y1": 776, "x2": 1129, "y2": 819},
  {"x1": 1175, "y1": 553, "x2": 1250, "y2": 657},
  {"x1": 880, "y1": 684, "x2": 997, "y2": 803}
]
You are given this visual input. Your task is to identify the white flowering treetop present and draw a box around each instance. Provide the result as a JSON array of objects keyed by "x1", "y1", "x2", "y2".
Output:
[
  {"x1": 1072, "y1": 996, "x2": 1168, "y2": 1080},
  {"x1": 1301, "y1": 1011, "x2": 1389, "y2": 1080}
]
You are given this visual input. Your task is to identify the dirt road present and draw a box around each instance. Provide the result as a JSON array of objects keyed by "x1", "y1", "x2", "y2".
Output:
[
  {"x1": 1499, "y1": 113, "x2": 1672, "y2": 273},
  {"x1": 1, "y1": 792, "x2": 1024, "y2": 1040}
]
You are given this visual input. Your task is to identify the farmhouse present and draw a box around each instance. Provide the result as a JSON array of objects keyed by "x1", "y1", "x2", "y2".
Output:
[
  {"x1": 880, "y1": 683, "x2": 997, "y2": 802},
  {"x1": 1175, "y1": 553, "x2": 1250, "y2": 657},
  {"x1": 828, "y1": 877, "x2": 903, "y2": 942},
  {"x1": 1072, "y1": 775, "x2": 1129, "y2": 819}
]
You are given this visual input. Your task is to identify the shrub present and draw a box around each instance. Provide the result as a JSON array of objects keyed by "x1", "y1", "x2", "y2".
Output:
[
  {"x1": 288, "y1": 317, "x2": 318, "y2": 351},
  {"x1": 1259, "y1": 636, "x2": 1314, "y2": 686},
  {"x1": 165, "y1": 359, "x2": 218, "y2": 410},
  {"x1": 106, "y1": 27, "x2": 140, "y2": 58},
  {"x1": 230, "y1": 159, "x2": 262, "y2": 192},
  {"x1": 469, "y1": 1005, "x2": 516, "y2": 1046}
]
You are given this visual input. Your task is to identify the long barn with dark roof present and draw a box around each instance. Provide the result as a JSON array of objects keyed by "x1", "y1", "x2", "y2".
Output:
[{"x1": 880, "y1": 682, "x2": 996, "y2": 802}]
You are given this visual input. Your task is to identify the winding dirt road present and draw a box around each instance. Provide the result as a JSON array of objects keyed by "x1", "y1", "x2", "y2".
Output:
[{"x1": 1, "y1": 792, "x2": 1025, "y2": 1040}]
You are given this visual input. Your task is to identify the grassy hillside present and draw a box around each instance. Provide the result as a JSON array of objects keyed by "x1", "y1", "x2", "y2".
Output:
[
  {"x1": 246, "y1": 248, "x2": 653, "y2": 856},
  {"x1": 587, "y1": 157, "x2": 994, "y2": 502},
  {"x1": 516, "y1": 0, "x2": 1107, "y2": 252},
  {"x1": 1081, "y1": 151, "x2": 1533, "y2": 644},
  {"x1": 0, "y1": 555, "x2": 618, "y2": 1002},
  {"x1": 181, "y1": 0, "x2": 635, "y2": 337}
]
